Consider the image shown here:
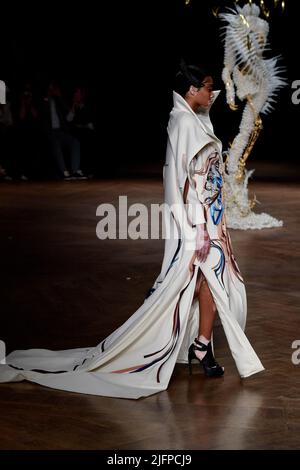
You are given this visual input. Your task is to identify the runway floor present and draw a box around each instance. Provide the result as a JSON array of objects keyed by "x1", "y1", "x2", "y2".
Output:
[{"x1": 0, "y1": 169, "x2": 299, "y2": 450}]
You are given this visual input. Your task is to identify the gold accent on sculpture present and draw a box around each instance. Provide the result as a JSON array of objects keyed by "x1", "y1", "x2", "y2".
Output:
[
  {"x1": 229, "y1": 102, "x2": 239, "y2": 111},
  {"x1": 239, "y1": 14, "x2": 250, "y2": 28},
  {"x1": 225, "y1": 191, "x2": 259, "y2": 217},
  {"x1": 212, "y1": 7, "x2": 220, "y2": 18},
  {"x1": 235, "y1": 95, "x2": 263, "y2": 183}
]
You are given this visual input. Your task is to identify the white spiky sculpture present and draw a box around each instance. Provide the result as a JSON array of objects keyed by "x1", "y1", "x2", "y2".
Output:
[{"x1": 220, "y1": 2, "x2": 286, "y2": 229}]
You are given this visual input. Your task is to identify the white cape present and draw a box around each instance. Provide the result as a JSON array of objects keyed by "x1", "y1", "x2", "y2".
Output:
[{"x1": 0, "y1": 91, "x2": 264, "y2": 399}]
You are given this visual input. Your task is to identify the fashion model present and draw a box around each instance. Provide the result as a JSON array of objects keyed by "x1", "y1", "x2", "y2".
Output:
[{"x1": 0, "y1": 63, "x2": 264, "y2": 399}]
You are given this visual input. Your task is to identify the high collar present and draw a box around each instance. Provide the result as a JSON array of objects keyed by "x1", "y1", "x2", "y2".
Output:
[{"x1": 172, "y1": 90, "x2": 221, "y2": 135}]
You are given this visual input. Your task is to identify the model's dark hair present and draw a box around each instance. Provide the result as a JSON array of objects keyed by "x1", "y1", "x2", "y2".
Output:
[{"x1": 174, "y1": 59, "x2": 211, "y2": 97}]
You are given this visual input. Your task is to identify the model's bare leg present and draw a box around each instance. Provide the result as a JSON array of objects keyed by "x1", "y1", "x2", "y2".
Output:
[
  {"x1": 190, "y1": 227, "x2": 224, "y2": 375},
  {"x1": 194, "y1": 276, "x2": 217, "y2": 361},
  {"x1": 198, "y1": 277, "x2": 216, "y2": 339},
  {"x1": 188, "y1": 274, "x2": 224, "y2": 375}
]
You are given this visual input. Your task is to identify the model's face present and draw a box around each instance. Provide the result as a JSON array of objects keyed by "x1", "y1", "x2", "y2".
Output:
[{"x1": 193, "y1": 76, "x2": 214, "y2": 108}]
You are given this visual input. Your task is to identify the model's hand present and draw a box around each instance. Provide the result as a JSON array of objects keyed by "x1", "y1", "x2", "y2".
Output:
[{"x1": 195, "y1": 224, "x2": 210, "y2": 262}]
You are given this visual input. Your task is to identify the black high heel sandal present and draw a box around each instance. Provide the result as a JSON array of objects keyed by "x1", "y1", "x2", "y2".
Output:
[{"x1": 188, "y1": 338, "x2": 224, "y2": 377}]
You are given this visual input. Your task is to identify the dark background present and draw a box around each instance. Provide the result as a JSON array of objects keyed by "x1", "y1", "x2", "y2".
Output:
[{"x1": 1, "y1": 0, "x2": 299, "y2": 169}]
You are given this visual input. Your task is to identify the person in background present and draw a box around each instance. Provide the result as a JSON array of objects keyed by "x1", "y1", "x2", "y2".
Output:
[
  {"x1": 67, "y1": 86, "x2": 97, "y2": 178},
  {"x1": 13, "y1": 82, "x2": 44, "y2": 180},
  {"x1": 41, "y1": 81, "x2": 87, "y2": 180}
]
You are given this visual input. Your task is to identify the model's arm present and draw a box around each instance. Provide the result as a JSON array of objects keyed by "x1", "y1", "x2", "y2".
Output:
[{"x1": 185, "y1": 143, "x2": 219, "y2": 262}]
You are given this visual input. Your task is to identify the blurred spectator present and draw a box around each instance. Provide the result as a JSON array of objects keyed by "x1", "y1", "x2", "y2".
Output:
[
  {"x1": 67, "y1": 86, "x2": 97, "y2": 177},
  {"x1": 41, "y1": 81, "x2": 87, "y2": 180},
  {"x1": 13, "y1": 82, "x2": 44, "y2": 179}
]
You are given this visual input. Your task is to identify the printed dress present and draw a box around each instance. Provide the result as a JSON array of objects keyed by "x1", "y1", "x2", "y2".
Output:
[{"x1": 188, "y1": 142, "x2": 246, "y2": 309}]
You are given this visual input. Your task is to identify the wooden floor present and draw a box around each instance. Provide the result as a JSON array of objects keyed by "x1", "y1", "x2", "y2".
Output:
[{"x1": 0, "y1": 167, "x2": 300, "y2": 450}]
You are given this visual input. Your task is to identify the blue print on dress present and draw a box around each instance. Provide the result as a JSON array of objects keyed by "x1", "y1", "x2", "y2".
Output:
[{"x1": 205, "y1": 160, "x2": 224, "y2": 225}]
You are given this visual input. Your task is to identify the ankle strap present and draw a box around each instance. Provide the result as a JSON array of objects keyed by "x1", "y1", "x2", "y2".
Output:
[{"x1": 194, "y1": 338, "x2": 209, "y2": 351}]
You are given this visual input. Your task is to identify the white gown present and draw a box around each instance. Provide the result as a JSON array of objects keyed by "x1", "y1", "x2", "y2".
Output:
[{"x1": 0, "y1": 91, "x2": 264, "y2": 399}]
